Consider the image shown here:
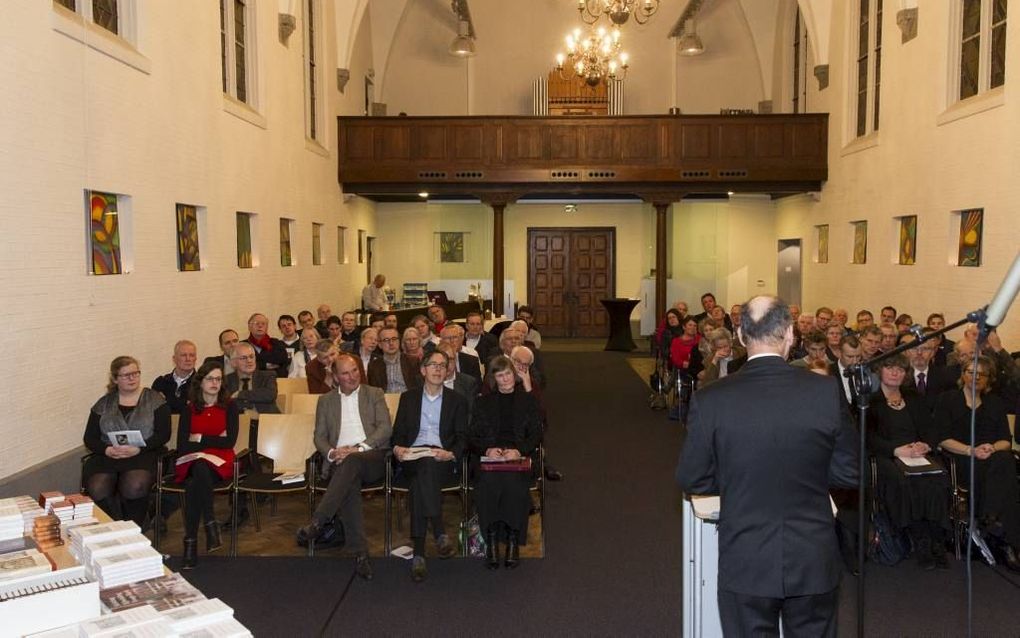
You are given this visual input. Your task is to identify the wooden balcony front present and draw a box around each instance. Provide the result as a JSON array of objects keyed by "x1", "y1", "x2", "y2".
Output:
[{"x1": 337, "y1": 114, "x2": 828, "y2": 199}]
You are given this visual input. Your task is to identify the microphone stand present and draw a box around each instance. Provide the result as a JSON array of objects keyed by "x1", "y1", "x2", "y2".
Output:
[{"x1": 846, "y1": 310, "x2": 980, "y2": 638}]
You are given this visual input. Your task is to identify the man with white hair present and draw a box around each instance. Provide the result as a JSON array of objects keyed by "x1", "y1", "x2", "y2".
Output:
[
  {"x1": 152, "y1": 340, "x2": 198, "y2": 414},
  {"x1": 439, "y1": 324, "x2": 482, "y2": 381},
  {"x1": 362, "y1": 274, "x2": 388, "y2": 311},
  {"x1": 677, "y1": 295, "x2": 857, "y2": 636},
  {"x1": 224, "y1": 342, "x2": 280, "y2": 415},
  {"x1": 502, "y1": 325, "x2": 546, "y2": 384},
  {"x1": 245, "y1": 313, "x2": 290, "y2": 378}
]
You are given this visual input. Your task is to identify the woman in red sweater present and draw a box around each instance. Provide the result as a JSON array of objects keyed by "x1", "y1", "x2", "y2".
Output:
[{"x1": 175, "y1": 361, "x2": 238, "y2": 569}]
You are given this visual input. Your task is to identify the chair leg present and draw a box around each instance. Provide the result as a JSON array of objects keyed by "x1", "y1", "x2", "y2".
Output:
[
  {"x1": 270, "y1": 495, "x2": 278, "y2": 517},
  {"x1": 153, "y1": 487, "x2": 163, "y2": 551},
  {"x1": 230, "y1": 489, "x2": 238, "y2": 558},
  {"x1": 384, "y1": 489, "x2": 391, "y2": 556},
  {"x1": 250, "y1": 493, "x2": 261, "y2": 532},
  {"x1": 396, "y1": 494, "x2": 405, "y2": 533}
]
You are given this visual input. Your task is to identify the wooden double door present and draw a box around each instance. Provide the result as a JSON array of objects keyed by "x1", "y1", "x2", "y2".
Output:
[{"x1": 528, "y1": 228, "x2": 615, "y2": 338}]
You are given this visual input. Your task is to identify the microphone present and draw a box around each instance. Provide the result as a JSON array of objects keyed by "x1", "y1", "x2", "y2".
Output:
[{"x1": 986, "y1": 251, "x2": 1020, "y2": 328}]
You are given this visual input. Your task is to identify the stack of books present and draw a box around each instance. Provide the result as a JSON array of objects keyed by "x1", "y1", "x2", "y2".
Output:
[
  {"x1": 100, "y1": 572, "x2": 206, "y2": 613},
  {"x1": 0, "y1": 503, "x2": 24, "y2": 542},
  {"x1": 91, "y1": 547, "x2": 164, "y2": 589},
  {"x1": 38, "y1": 491, "x2": 64, "y2": 511},
  {"x1": 12, "y1": 495, "x2": 47, "y2": 534},
  {"x1": 0, "y1": 564, "x2": 100, "y2": 636},
  {"x1": 67, "y1": 494, "x2": 95, "y2": 519},
  {"x1": 33, "y1": 514, "x2": 63, "y2": 550},
  {"x1": 49, "y1": 500, "x2": 75, "y2": 526},
  {"x1": 29, "y1": 600, "x2": 253, "y2": 637},
  {"x1": 83, "y1": 533, "x2": 151, "y2": 566},
  {"x1": 158, "y1": 598, "x2": 234, "y2": 632},
  {"x1": 68, "y1": 521, "x2": 140, "y2": 560},
  {"x1": 0, "y1": 548, "x2": 53, "y2": 581}
]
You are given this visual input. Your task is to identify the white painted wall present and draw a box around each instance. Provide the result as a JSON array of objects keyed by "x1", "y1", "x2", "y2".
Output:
[{"x1": 0, "y1": 2, "x2": 377, "y2": 479}]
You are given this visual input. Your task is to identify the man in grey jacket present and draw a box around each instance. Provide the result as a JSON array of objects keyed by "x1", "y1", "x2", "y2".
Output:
[{"x1": 296, "y1": 352, "x2": 391, "y2": 579}]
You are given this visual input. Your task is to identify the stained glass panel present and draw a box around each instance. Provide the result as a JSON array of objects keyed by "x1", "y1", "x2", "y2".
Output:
[
  {"x1": 237, "y1": 213, "x2": 252, "y2": 268},
  {"x1": 176, "y1": 204, "x2": 201, "y2": 272},
  {"x1": 958, "y1": 209, "x2": 983, "y2": 267},
  {"x1": 89, "y1": 191, "x2": 121, "y2": 275}
]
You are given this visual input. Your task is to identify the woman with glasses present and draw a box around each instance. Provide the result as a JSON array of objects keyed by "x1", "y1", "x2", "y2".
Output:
[
  {"x1": 173, "y1": 361, "x2": 239, "y2": 569},
  {"x1": 83, "y1": 356, "x2": 171, "y2": 526},
  {"x1": 936, "y1": 355, "x2": 1020, "y2": 572},
  {"x1": 469, "y1": 355, "x2": 542, "y2": 570}
]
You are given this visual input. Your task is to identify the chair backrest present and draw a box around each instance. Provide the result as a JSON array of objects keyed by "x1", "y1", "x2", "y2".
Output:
[
  {"x1": 235, "y1": 411, "x2": 252, "y2": 453},
  {"x1": 276, "y1": 377, "x2": 309, "y2": 396},
  {"x1": 289, "y1": 393, "x2": 321, "y2": 415},
  {"x1": 384, "y1": 393, "x2": 400, "y2": 426},
  {"x1": 169, "y1": 414, "x2": 180, "y2": 450},
  {"x1": 255, "y1": 414, "x2": 316, "y2": 473}
]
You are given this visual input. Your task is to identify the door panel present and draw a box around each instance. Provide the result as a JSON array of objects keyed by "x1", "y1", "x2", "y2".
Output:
[{"x1": 528, "y1": 228, "x2": 615, "y2": 338}]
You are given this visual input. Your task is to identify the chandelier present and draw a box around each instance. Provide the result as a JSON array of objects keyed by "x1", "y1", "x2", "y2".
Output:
[
  {"x1": 556, "y1": 26, "x2": 629, "y2": 86},
  {"x1": 576, "y1": 0, "x2": 659, "y2": 26}
]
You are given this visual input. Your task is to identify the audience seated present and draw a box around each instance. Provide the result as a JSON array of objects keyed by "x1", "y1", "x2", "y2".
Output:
[
  {"x1": 224, "y1": 342, "x2": 279, "y2": 415},
  {"x1": 856, "y1": 310, "x2": 875, "y2": 332},
  {"x1": 824, "y1": 325, "x2": 843, "y2": 362},
  {"x1": 368, "y1": 313, "x2": 386, "y2": 332},
  {"x1": 402, "y1": 326, "x2": 426, "y2": 363},
  {"x1": 829, "y1": 335, "x2": 863, "y2": 409},
  {"x1": 859, "y1": 326, "x2": 883, "y2": 359},
  {"x1": 832, "y1": 308, "x2": 850, "y2": 335},
  {"x1": 152, "y1": 340, "x2": 197, "y2": 414},
  {"x1": 306, "y1": 340, "x2": 339, "y2": 394},
  {"x1": 693, "y1": 293, "x2": 733, "y2": 330},
  {"x1": 277, "y1": 314, "x2": 300, "y2": 351},
  {"x1": 791, "y1": 331, "x2": 829, "y2": 369},
  {"x1": 288, "y1": 328, "x2": 321, "y2": 379},
  {"x1": 880, "y1": 306, "x2": 898, "y2": 326},
  {"x1": 654, "y1": 301, "x2": 689, "y2": 352},
  {"x1": 895, "y1": 314, "x2": 914, "y2": 335},
  {"x1": 245, "y1": 313, "x2": 289, "y2": 379},
  {"x1": 383, "y1": 313, "x2": 399, "y2": 330},
  {"x1": 658, "y1": 309, "x2": 684, "y2": 358},
  {"x1": 83, "y1": 356, "x2": 171, "y2": 526},
  {"x1": 325, "y1": 315, "x2": 343, "y2": 345},
  {"x1": 427, "y1": 305, "x2": 447, "y2": 339},
  {"x1": 789, "y1": 304, "x2": 802, "y2": 321},
  {"x1": 203, "y1": 329, "x2": 239, "y2": 376},
  {"x1": 668, "y1": 315, "x2": 704, "y2": 381},
  {"x1": 339, "y1": 311, "x2": 361, "y2": 344},
  {"x1": 900, "y1": 332, "x2": 955, "y2": 414},
  {"x1": 174, "y1": 361, "x2": 237, "y2": 569},
  {"x1": 879, "y1": 324, "x2": 899, "y2": 353},
  {"x1": 297, "y1": 353, "x2": 392, "y2": 580},
  {"x1": 867, "y1": 354, "x2": 950, "y2": 570},
  {"x1": 391, "y1": 349, "x2": 469, "y2": 581},
  {"x1": 935, "y1": 355, "x2": 1020, "y2": 572},
  {"x1": 297, "y1": 310, "x2": 316, "y2": 334},
  {"x1": 699, "y1": 328, "x2": 744, "y2": 387},
  {"x1": 440, "y1": 324, "x2": 483, "y2": 381},
  {"x1": 469, "y1": 355, "x2": 542, "y2": 570},
  {"x1": 516, "y1": 305, "x2": 542, "y2": 349},
  {"x1": 314, "y1": 304, "x2": 333, "y2": 338},
  {"x1": 814, "y1": 307, "x2": 834, "y2": 331},
  {"x1": 355, "y1": 328, "x2": 382, "y2": 378},
  {"x1": 464, "y1": 311, "x2": 498, "y2": 364},
  {"x1": 927, "y1": 313, "x2": 955, "y2": 367},
  {"x1": 438, "y1": 343, "x2": 478, "y2": 414},
  {"x1": 367, "y1": 327, "x2": 423, "y2": 393}
]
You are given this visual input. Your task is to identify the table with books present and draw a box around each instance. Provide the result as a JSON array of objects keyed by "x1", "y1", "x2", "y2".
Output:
[{"x1": 0, "y1": 492, "x2": 252, "y2": 637}]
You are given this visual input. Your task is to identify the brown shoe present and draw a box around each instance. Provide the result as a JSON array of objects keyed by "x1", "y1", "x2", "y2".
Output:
[{"x1": 436, "y1": 534, "x2": 457, "y2": 559}]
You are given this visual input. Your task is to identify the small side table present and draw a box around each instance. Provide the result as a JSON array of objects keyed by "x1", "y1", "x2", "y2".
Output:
[{"x1": 600, "y1": 298, "x2": 640, "y2": 351}]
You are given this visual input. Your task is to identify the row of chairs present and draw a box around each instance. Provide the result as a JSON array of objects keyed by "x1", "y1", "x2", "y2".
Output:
[{"x1": 150, "y1": 394, "x2": 546, "y2": 559}]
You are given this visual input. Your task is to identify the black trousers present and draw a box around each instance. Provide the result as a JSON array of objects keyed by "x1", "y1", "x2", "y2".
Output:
[
  {"x1": 313, "y1": 449, "x2": 386, "y2": 553},
  {"x1": 399, "y1": 457, "x2": 457, "y2": 540},
  {"x1": 717, "y1": 587, "x2": 838, "y2": 638},
  {"x1": 183, "y1": 461, "x2": 219, "y2": 537},
  {"x1": 958, "y1": 450, "x2": 1020, "y2": 548}
]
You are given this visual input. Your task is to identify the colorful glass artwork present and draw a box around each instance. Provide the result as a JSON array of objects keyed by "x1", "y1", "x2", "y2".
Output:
[
  {"x1": 237, "y1": 213, "x2": 252, "y2": 268},
  {"x1": 898, "y1": 215, "x2": 917, "y2": 265},
  {"x1": 280, "y1": 219, "x2": 292, "y2": 267},
  {"x1": 852, "y1": 220, "x2": 869, "y2": 263},
  {"x1": 89, "y1": 191, "x2": 121, "y2": 275},
  {"x1": 439, "y1": 232, "x2": 465, "y2": 263},
  {"x1": 852, "y1": 221, "x2": 867, "y2": 264},
  {"x1": 817, "y1": 225, "x2": 829, "y2": 264},
  {"x1": 176, "y1": 204, "x2": 201, "y2": 271},
  {"x1": 958, "y1": 209, "x2": 982, "y2": 267},
  {"x1": 312, "y1": 224, "x2": 322, "y2": 265}
]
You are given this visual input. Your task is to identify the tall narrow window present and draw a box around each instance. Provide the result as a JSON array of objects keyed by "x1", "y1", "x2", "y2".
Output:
[
  {"x1": 237, "y1": 213, "x2": 254, "y2": 268},
  {"x1": 337, "y1": 226, "x2": 347, "y2": 264},
  {"x1": 54, "y1": 0, "x2": 136, "y2": 43},
  {"x1": 305, "y1": 0, "x2": 320, "y2": 140},
  {"x1": 358, "y1": 230, "x2": 366, "y2": 263},
  {"x1": 55, "y1": 0, "x2": 77, "y2": 10},
  {"x1": 220, "y1": 0, "x2": 253, "y2": 105},
  {"x1": 88, "y1": 191, "x2": 122, "y2": 275},
  {"x1": 312, "y1": 223, "x2": 323, "y2": 265},
  {"x1": 280, "y1": 218, "x2": 294, "y2": 267},
  {"x1": 792, "y1": 7, "x2": 808, "y2": 113},
  {"x1": 92, "y1": 0, "x2": 118, "y2": 34},
  {"x1": 176, "y1": 204, "x2": 202, "y2": 271},
  {"x1": 852, "y1": 0, "x2": 882, "y2": 137},
  {"x1": 959, "y1": 0, "x2": 1008, "y2": 101}
]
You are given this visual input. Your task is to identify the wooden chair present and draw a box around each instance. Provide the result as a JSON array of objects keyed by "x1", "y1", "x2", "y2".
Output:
[
  {"x1": 288, "y1": 393, "x2": 322, "y2": 416},
  {"x1": 231, "y1": 413, "x2": 316, "y2": 556},
  {"x1": 307, "y1": 451, "x2": 389, "y2": 557},
  {"x1": 276, "y1": 377, "x2": 310, "y2": 396},
  {"x1": 153, "y1": 412, "x2": 251, "y2": 552},
  {"x1": 384, "y1": 393, "x2": 400, "y2": 425},
  {"x1": 387, "y1": 455, "x2": 468, "y2": 555}
]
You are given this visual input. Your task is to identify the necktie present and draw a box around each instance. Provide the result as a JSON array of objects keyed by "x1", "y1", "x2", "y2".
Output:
[
  {"x1": 916, "y1": 372, "x2": 926, "y2": 395},
  {"x1": 242, "y1": 378, "x2": 251, "y2": 392}
]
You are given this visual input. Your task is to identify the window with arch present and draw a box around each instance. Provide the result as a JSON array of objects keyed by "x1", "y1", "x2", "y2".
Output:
[
  {"x1": 851, "y1": 0, "x2": 883, "y2": 138},
  {"x1": 957, "y1": 0, "x2": 1007, "y2": 101}
]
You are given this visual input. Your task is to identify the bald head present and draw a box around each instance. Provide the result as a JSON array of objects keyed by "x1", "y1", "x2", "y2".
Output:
[{"x1": 738, "y1": 295, "x2": 793, "y2": 356}]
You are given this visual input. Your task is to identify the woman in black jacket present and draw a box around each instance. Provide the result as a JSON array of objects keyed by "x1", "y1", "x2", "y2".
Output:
[{"x1": 469, "y1": 355, "x2": 542, "y2": 570}]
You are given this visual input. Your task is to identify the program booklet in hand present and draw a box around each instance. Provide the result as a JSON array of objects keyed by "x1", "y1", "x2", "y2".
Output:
[
  {"x1": 105, "y1": 430, "x2": 146, "y2": 447},
  {"x1": 402, "y1": 447, "x2": 437, "y2": 461}
]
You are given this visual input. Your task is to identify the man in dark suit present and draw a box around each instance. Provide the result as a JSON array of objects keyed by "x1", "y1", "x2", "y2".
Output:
[
  {"x1": 297, "y1": 353, "x2": 392, "y2": 580},
  {"x1": 828, "y1": 334, "x2": 863, "y2": 411},
  {"x1": 203, "y1": 329, "x2": 239, "y2": 376},
  {"x1": 439, "y1": 343, "x2": 478, "y2": 415},
  {"x1": 901, "y1": 332, "x2": 955, "y2": 414},
  {"x1": 464, "y1": 311, "x2": 498, "y2": 366},
  {"x1": 224, "y1": 342, "x2": 280, "y2": 415},
  {"x1": 692, "y1": 292, "x2": 734, "y2": 331},
  {"x1": 152, "y1": 340, "x2": 197, "y2": 414},
  {"x1": 244, "y1": 313, "x2": 290, "y2": 378},
  {"x1": 306, "y1": 340, "x2": 338, "y2": 394},
  {"x1": 391, "y1": 349, "x2": 469, "y2": 582},
  {"x1": 439, "y1": 324, "x2": 483, "y2": 382},
  {"x1": 367, "y1": 327, "x2": 423, "y2": 393},
  {"x1": 676, "y1": 295, "x2": 858, "y2": 637}
]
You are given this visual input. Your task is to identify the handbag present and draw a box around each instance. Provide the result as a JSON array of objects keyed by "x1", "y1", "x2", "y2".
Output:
[{"x1": 459, "y1": 514, "x2": 485, "y2": 558}]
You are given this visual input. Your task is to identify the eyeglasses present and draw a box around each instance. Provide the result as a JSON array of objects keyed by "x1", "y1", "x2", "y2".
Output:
[
  {"x1": 204, "y1": 376, "x2": 223, "y2": 382},
  {"x1": 511, "y1": 359, "x2": 531, "y2": 368},
  {"x1": 234, "y1": 354, "x2": 256, "y2": 361},
  {"x1": 379, "y1": 337, "x2": 399, "y2": 343},
  {"x1": 117, "y1": 371, "x2": 141, "y2": 379},
  {"x1": 964, "y1": 370, "x2": 989, "y2": 378},
  {"x1": 424, "y1": 362, "x2": 446, "y2": 369}
]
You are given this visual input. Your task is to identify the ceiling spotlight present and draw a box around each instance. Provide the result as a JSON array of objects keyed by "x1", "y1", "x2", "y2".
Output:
[
  {"x1": 677, "y1": 19, "x2": 704, "y2": 56},
  {"x1": 449, "y1": 20, "x2": 476, "y2": 57},
  {"x1": 727, "y1": 191, "x2": 735, "y2": 196},
  {"x1": 418, "y1": 192, "x2": 429, "y2": 198}
]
